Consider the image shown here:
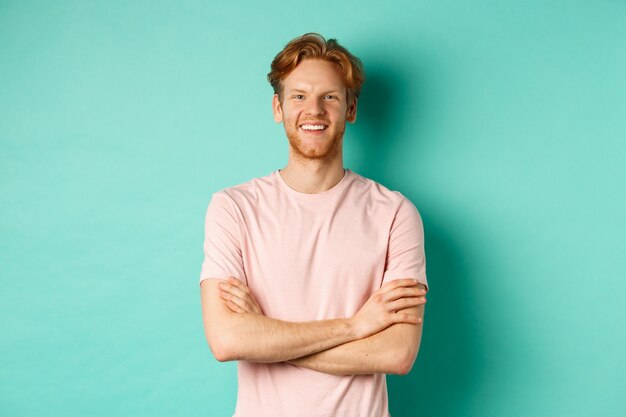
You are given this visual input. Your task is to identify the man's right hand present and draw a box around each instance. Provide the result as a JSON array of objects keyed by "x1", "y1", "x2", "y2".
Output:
[{"x1": 350, "y1": 278, "x2": 427, "y2": 339}]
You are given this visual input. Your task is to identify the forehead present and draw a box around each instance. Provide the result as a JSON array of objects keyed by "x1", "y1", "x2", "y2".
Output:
[{"x1": 283, "y1": 59, "x2": 346, "y2": 92}]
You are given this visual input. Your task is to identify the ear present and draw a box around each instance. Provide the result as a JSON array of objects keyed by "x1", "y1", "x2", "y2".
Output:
[
  {"x1": 346, "y1": 98, "x2": 357, "y2": 123},
  {"x1": 272, "y1": 94, "x2": 283, "y2": 123}
]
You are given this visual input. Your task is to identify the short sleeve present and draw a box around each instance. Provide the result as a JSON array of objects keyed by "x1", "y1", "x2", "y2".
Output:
[
  {"x1": 199, "y1": 191, "x2": 247, "y2": 286},
  {"x1": 381, "y1": 196, "x2": 429, "y2": 292}
]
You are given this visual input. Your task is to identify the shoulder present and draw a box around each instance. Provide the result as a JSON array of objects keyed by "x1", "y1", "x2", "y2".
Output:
[
  {"x1": 210, "y1": 170, "x2": 277, "y2": 208},
  {"x1": 347, "y1": 170, "x2": 416, "y2": 212}
]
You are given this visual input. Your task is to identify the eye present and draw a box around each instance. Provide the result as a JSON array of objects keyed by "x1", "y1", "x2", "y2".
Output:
[
  {"x1": 324, "y1": 95, "x2": 336, "y2": 100},
  {"x1": 293, "y1": 94, "x2": 305, "y2": 100}
]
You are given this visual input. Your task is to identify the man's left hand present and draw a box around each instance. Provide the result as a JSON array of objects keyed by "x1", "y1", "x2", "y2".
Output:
[{"x1": 217, "y1": 277, "x2": 264, "y2": 315}]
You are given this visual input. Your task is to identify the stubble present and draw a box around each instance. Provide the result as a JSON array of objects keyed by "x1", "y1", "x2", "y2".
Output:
[{"x1": 283, "y1": 121, "x2": 345, "y2": 164}]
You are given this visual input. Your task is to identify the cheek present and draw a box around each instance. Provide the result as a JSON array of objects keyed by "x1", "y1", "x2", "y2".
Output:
[{"x1": 285, "y1": 110, "x2": 303, "y2": 122}]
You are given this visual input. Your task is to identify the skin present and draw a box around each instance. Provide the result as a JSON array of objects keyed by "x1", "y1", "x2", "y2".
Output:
[
  {"x1": 216, "y1": 277, "x2": 427, "y2": 374},
  {"x1": 271, "y1": 58, "x2": 356, "y2": 194},
  {"x1": 201, "y1": 275, "x2": 425, "y2": 370},
  {"x1": 200, "y1": 57, "x2": 428, "y2": 375},
  {"x1": 218, "y1": 277, "x2": 426, "y2": 339}
]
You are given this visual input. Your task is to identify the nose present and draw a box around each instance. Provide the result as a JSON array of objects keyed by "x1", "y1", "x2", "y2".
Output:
[{"x1": 305, "y1": 97, "x2": 325, "y2": 116}]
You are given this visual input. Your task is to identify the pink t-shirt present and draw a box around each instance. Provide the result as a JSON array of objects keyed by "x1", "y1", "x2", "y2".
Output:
[{"x1": 199, "y1": 168, "x2": 428, "y2": 417}]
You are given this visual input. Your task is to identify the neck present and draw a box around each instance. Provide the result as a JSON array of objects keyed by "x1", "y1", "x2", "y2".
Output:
[{"x1": 279, "y1": 158, "x2": 345, "y2": 194}]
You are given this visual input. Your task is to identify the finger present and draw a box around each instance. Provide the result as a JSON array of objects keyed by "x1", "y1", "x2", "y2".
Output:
[
  {"x1": 228, "y1": 277, "x2": 253, "y2": 296},
  {"x1": 222, "y1": 292, "x2": 253, "y2": 313},
  {"x1": 392, "y1": 312, "x2": 422, "y2": 324},
  {"x1": 219, "y1": 289, "x2": 246, "y2": 309},
  {"x1": 226, "y1": 279, "x2": 261, "y2": 306},
  {"x1": 221, "y1": 285, "x2": 258, "y2": 311},
  {"x1": 379, "y1": 286, "x2": 418, "y2": 303},
  {"x1": 219, "y1": 289, "x2": 242, "y2": 312},
  {"x1": 221, "y1": 279, "x2": 262, "y2": 314},
  {"x1": 228, "y1": 277, "x2": 247, "y2": 290},
  {"x1": 219, "y1": 282, "x2": 249, "y2": 300},
  {"x1": 380, "y1": 278, "x2": 417, "y2": 288},
  {"x1": 387, "y1": 296, "x2": 427, "y2": 311},
  {"x1": 247, "y1": 301, "x2": 260, "y2": 314},
  {"x1": 226, "y1": 300, "x2": 245, "y2": 313},
  {"x1": 383, "y1": 286, "x2": 427, "y2": 302},
  {"x1": 381, "y1": 278, "x2": 419, "y2": 291}
]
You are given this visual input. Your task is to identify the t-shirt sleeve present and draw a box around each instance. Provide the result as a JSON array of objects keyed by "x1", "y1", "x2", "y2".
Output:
[
  {"x1": 198, "y1": 191, "x2": 247, "y2": 286},
  {"x1": 381, "y1": 196, "x2": 429, "y2": 292}
]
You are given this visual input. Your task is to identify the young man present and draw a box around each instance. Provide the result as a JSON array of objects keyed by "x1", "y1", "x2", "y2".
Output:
[{"x1": 199, "y1": 33, "x2": 429, "y2": 417}]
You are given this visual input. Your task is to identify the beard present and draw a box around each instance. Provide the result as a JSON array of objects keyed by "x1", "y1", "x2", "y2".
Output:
[{"x1": 283, "y1": 121, "x2": 345, "y2": 163}]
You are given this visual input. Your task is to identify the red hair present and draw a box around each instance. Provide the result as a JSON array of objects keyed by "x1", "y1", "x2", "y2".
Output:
[{"x1": 267, "y1": 33, "x2": 365, "y2": 107}]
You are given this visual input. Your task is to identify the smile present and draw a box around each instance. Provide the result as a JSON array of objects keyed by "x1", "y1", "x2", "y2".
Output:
[{"x1": 299, "y1": 124, "x2": 328, "y2": 132}]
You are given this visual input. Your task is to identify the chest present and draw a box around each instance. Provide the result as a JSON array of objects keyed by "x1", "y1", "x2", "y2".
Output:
[{"x1": 238, "y1": 202, "x2": 392, "y2": 319}]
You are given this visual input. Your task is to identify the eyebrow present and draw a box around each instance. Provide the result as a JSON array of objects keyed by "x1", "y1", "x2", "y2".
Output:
[{"x1": 288, "y1": 89, "x2": 342, "y2": 95}]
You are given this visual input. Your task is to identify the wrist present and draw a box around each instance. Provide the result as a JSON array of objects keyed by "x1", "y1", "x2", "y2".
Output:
[{"x1": 346, "y1": 316, "x2": 363, "y2": 340}]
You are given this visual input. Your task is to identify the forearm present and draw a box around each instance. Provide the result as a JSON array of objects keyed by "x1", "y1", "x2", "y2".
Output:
[
  {"x1": 207, "y1": 277, "x2": 426, "y2": 368},
  {"x1": 287, "y1": 305, "x2": 425, "y2": 376},
  {"x1": 217, "y1": 311, "x2": 359, "y2": 363},
  {"x1": 287, "y1": 328, "x2": 396, "y2": 375}
]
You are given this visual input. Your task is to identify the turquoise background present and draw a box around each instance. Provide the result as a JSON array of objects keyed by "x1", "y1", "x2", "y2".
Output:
[{"x1": 1, "y1": 1, "x2": 624, "y2": 416}]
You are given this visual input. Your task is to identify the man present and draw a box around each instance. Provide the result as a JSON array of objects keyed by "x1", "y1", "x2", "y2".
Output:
[{"x1": 199, "y1": 33, "x2": 429, "y2": 417}]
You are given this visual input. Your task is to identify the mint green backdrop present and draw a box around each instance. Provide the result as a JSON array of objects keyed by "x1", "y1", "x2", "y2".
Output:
[{"x1": 1, "y1": 1, "x2": 624, "y2": 416}]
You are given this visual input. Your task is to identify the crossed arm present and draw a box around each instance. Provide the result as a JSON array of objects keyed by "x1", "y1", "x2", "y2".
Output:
[
  {"x1": 200, "y1": 276, "x2": 427, "y2": 376},
  {"x1": 285, "y1": 299, "x2": 426, "y2": 376}
]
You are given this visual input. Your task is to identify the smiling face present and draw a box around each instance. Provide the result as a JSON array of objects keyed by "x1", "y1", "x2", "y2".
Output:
[{"x1": 272, "y1": 58, "x2": 357, "y2": 163}]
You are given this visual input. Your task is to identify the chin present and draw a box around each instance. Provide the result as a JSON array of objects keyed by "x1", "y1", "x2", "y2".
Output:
[{"x1": 285, "y1": 127, "x2": 344, "y2": 159}]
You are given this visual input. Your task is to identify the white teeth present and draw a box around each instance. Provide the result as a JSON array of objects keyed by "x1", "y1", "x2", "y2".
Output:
[{"x1": 301, "y1": 124, "x2": 327, "y2": 130}]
